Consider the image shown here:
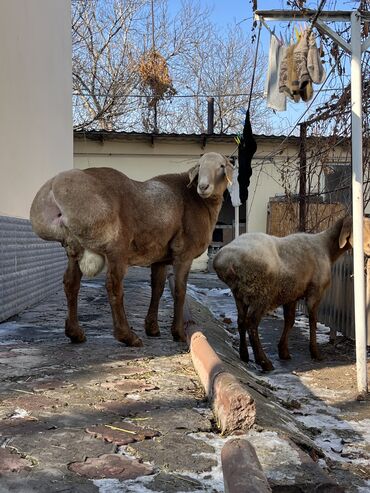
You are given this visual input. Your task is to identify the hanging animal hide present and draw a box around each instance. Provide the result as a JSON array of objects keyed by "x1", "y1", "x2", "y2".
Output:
[{"x1": 238, "y1": 110, "x2": 257, "y2": 204}]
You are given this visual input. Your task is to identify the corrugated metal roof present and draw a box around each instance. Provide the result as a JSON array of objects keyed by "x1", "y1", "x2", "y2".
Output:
[{"x1": 73, "y1": 129, "x2": 301, "y2": 144}]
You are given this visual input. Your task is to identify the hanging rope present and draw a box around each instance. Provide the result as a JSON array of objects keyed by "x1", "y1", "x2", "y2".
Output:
[
  {"x1": 248, "y1": 19, "x2": 263, "y2": 113},
  {"x1": 229, "y1": 19, "x2": 262, "y2": 158},
  {"x1": 307, "y1": 0, "x2": 327, "y2": 35}
]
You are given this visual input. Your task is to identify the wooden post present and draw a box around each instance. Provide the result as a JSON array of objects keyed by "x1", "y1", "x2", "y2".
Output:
[
  {"x1": 299, "y1": 123, "x2": 307, "y2": 232},
  {"x1": 366, "y1": 260, "x2": 370, "y2": 346},
  {"x1": 153, "y1": 102, "x2": 158, "y2": 133},
  {"x1": 207, "y1": 97, "x2": 214, "y2": 134}
]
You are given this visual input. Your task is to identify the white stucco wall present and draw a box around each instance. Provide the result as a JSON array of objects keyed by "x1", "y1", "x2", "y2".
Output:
[
  {"x1": 0, "y1": 1, "x2": 73, "y2": 219},
  {"x1": 247, "y1": 160, "x2": 286, "y2": 233},
  {"x1": 74, "y1": 138, "x2": 234, "y2": 180}
]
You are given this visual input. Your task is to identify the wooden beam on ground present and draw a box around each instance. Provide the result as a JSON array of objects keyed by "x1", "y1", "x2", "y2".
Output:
[{"x1": 221, "y1": 439, "x2": 272, "y2": 493}]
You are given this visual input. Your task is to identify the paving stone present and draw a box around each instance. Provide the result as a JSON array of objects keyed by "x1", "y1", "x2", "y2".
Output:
[
  {"x1": 99, "y1": 363, "x2": 150, "y2": 375},
  {"x1": 31, "y1": 378, "x2": 67, "y2": 392},
  {"x1": 95, "y1": 399, "x2": 161, "y2": 417},
  {"x1": 10, "y1": 429, "x2": 116, "y2": 467},
  {"x1": 1, "y1": 394, "x2": 59, "y2": 414},
  {"x1": 0, "y1": 473, "x2": 99, "y2": 493},
  {"x1": 136, "y1": 407, "x2": 213, "y2": 434},
  {"x1": 86, "y1": 421, "x2": 160, "y2": 446},
  {"x1": 0, "y1": 448, "x2": 32, "y2": 473},
  {"x1": 68, "y1": 453, "x2": 154, "y2": 479},
  {"x1": 128, "y1": 432, "x2": 216, "y2": 472},
  {"x1": 38, "y1": 411, "x2": 112, "y2": 429},
  {"x1": 99, "y1": 379, "x2": 157, "y2": 394},
  {"x1": 0, "y1": 417, "x2": 51, "y2": 437},
  {"x1": 146, "y1": 472, "x2": 203, "y2": 492}
]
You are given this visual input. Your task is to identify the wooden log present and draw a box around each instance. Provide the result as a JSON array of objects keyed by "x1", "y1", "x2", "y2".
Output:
[
  {"x1": 188, "y1": 328, "x2": 256, "y2": 433},
  {"x1": 221, "y1": 438, "x2": 271, "y2": 493}
]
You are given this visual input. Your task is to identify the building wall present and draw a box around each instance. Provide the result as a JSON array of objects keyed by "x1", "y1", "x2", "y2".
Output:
[
  {"x1": 74, "y1": 138, "x2": 234, "y2": 179},
  {"x1": 0, "y1": 1, "x2": 72, "y2": 321},
  {"x1": 0, "y1": 0, "x2": 73, "y2": 218},
  {"x1": 247, "y1": 160, "x2": 286, "y2": 233}
]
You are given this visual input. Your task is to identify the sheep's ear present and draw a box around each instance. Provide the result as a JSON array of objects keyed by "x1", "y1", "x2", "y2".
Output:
[
  {"x1": 187, "y1": 164, "x2": 199, "y2": 187},
  {"x1": 339, "y1": 216, "x2": 353, "y2": 249},
  {"x1": 223, "y1": 156, "x2": 234, "y2": 185}
]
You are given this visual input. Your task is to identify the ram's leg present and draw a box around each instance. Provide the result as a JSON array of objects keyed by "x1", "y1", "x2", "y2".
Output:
[
  {"x1": 278, "y1": 301, "x2": 297, "y2": 360},
  {"x1": 145, "y1": 262, "x2": 167, "y2": 337},
  {"x1": 105, "y1": 258, "x2": 143, "y2": 347},
  {"x1": 247, "y1": 310, "x2": 274, "y2": 371},
  {"x1": 234, "y1": 295, "x2": 249, "y2": 363},
  {"x1": 171, "y1": 259, "x2": 192, "y2": 343},
  {"x1": 64, "y1": 253, "x2": 85, "y2": 343},
  {"x1": 307, "y1": 295, "x2": 322, "y2": 360}
]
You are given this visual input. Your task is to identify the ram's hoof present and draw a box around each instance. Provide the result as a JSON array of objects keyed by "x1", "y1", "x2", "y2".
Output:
[
  {"x1": 69, "y1": 334, "x2": 87, "y2": 344},
  {"x1": 115, "y1": 330, "x2": 143, "y2": 348},
  {"x1": 310, "y1": 345, "x2": 323, "y2": 361},
  {"x1": 260, "y1": 360, "x2": 274, "y2": 372},
  {"x1": 239, "y1": 349, "x2": 249, "y2": 363},
  {"x1": 144, "y1": 320, "x2": 161, "y2": 337},
  {"x1": 278, "y1": 351, "x2": 291, "y2": 360},
  {"x1": 311, "y1": 353, "x2": 323, "y2": 361},
  {"x1": 146, "y1": 330, "x2": 161, "y2": 337},
  {"x1": 65, "y1": 321, "x2": 86, "y2": 343},
  {"x1": 172, "y1": 332, "x2": 187, "y2": 343},
  {"x1": 131, "y1": 337, "x2": 144, "y2": 347}
]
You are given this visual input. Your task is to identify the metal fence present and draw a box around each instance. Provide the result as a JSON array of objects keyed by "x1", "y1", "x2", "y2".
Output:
[{"x1": 299, "y1": 252, "x2": 370, "y2": 345}]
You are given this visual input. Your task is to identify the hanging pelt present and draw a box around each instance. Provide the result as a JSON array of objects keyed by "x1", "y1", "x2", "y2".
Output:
[{"x1": 238, "y1": 110, "x2": 257, "y2": 204}]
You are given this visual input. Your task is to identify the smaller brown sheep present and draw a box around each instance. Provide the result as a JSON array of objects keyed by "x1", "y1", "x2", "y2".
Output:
[{"x1": 213, "y1": 216, "x2": 370, "y2": 371}]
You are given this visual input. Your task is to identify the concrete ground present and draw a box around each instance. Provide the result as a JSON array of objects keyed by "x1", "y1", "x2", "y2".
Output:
[{"x1": 0, "y1": 268, "x2": 369, "y2": 492}]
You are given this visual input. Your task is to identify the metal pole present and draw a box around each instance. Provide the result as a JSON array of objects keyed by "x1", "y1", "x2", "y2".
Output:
[
  {"x1": 234, "y1": 157, "x2": 240, "y2": 239},
  {"x1": 299, "y1": 123, "x2": 307, "y2": 232},
  {"x1": 234, "y1": 206, "x2": 240, "y2": 239},
  {"x1": 351, "y1": 11, "x2": 368, "y2": 396},
  {"x1": 207, "y1": 97, "x2": 215, "y2": 134},
  {"x1": 245, "y1": 199, "x2": 249, "y2": 234}
]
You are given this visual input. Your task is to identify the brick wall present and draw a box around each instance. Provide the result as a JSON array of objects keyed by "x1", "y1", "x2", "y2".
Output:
[{"x1": 0, "y1": 216, "x2": 66, "y2": 322}]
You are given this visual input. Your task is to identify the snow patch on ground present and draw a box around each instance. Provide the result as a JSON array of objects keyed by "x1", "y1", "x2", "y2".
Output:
[
  {"x1": 187, "y1": 284, "x2": 237, "y2": 326},
  {"x1": 81, "y1": 281, "x2": 104, "y2": 289},
  {"x1": 357, "y1": 480, "x2": 370, "y2": 492},
  {"x1": 94, "y1": 432, "x2": 229, "y2": 493},
  {"x1": 0, "y1": 321, "x2": 25, "y2": 344},
  {"x1": 9, "y1": 408, "x2": 31, "y2": 419},
  {"x1": 94, "y1": 476, "x2": 155, "y2": 493}
]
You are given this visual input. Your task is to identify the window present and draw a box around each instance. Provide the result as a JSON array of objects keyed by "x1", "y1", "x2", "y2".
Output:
[{"x1": 324, "y1": 164, "x2": 351, "y2": 206}]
